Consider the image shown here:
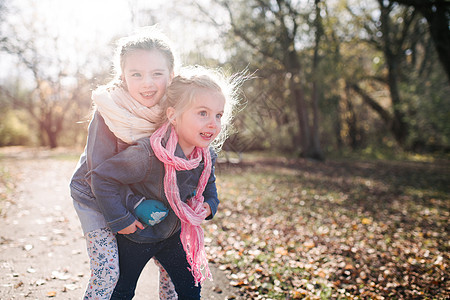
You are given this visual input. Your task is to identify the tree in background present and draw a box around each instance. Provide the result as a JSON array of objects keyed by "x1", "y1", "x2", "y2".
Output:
[
  {"x1": 204, "y1": 0, "x2": 326, "y2": 160},
  {"x1": 189, "y1": 0, "x2": 449, "y2": 155},
  {"x1": 392, "y1": 0, "x2": 450, "y2": 83},
  {"x1": 346, "y1": 1, "x2": 413, "y2": 147},
  {"x1": 0, "y1": 0, "x2": 448, "y2": 154},
  {"x1": 0, "y1": 1, "x2": 107, "y2": 148},
  {"x1": 345, "y1": 0, "x2": 449, "y2": 151}
]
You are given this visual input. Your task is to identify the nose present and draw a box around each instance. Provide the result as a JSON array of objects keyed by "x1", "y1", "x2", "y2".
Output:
[
  {"x1": 207, "y1": 116, "x2": 219, "y2": 129},
  {"x1": 143, "y1": 75, "x2": 154, "y2": 87}
]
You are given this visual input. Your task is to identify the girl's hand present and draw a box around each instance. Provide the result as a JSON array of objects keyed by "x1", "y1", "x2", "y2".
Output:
[
  {"x1": 118, "y1": 220, "x2": 145, "y2": 234},
  {"x1": 203, "y1": 203, "x2": 212, "y2": 219}
]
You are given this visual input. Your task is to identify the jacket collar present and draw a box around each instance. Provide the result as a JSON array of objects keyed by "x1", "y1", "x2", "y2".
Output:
[{"x1": 161, "y1": 125, "x2": 188, "y2": 160}]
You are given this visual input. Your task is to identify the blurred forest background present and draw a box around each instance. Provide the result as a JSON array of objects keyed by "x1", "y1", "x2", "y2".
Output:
[{"x1": 0, "y1": 0, "x2": 448, "y2": 160}]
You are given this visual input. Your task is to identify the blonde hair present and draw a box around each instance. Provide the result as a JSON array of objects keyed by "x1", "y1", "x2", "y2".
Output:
[
  {"x1": 157, "y1": 65, "x2": 246, "y2": 151},
  {"x1": 110, "y1": 26, "x2": 177, "y2": 86}
]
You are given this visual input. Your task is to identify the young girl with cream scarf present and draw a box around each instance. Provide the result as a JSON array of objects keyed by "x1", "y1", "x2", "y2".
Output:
[
  {"x1": 90, "y1": 66, "x2": 243, "y2": 299},
  {"x1": 70, "y1": 26, "x2": 178, "y2": 299}
]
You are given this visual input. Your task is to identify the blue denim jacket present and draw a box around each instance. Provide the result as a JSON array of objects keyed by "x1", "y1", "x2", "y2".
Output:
[
  {"x1": 70, "y1": 112, "x2": 144, "y2": 234},
  {"x1": 90, "y1": 127, "x2": 219, "y2": 244}
]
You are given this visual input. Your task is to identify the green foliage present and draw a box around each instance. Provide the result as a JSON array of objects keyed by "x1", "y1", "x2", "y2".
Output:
[
  {"x1": 399, "y1": 54, "x2": 450, "y2": 152},
  {"x1": 0, "y1": 109, "x2": 32, "y2": 146}
]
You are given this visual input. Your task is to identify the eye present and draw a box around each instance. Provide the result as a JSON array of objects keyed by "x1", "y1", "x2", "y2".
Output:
[
  {"x1": 199, "y1": 111, "x2": 207, "y2": 117},
  {"x1": 216, "y1": 113, "x2": 223, "y2": 120},
  {"x1": 153, "y1": 72, "x2": 163, "y2": 77},
  {"x1": 131, "y1": 72, "x2": 141, "y2": 77}
]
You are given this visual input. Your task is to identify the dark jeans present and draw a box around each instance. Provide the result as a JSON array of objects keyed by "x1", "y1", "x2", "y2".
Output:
[{"x1": 111, "y1": 232, "x2": 201, "y2": 300}]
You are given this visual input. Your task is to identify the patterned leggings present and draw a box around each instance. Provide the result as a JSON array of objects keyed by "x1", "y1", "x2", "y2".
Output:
[{"x1": 84, "y1": 228, "x2": 177, "y2": 299}]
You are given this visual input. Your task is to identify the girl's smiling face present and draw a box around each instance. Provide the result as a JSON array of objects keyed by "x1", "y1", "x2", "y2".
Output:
[
  {"x1": 168, "y1": 89, "x2": 225, "y2": 157},
  {"x1": 122, "y1": 49, "x2": 173, "y2": 108}
]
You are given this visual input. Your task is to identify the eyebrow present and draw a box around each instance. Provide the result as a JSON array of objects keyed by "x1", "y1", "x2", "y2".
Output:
[
  {"x1": 195, "y1": 106, "x2": 224, "y2": 113},
  {"x1": 126, "y1": 68, "x2": 167, "y2": 73}
]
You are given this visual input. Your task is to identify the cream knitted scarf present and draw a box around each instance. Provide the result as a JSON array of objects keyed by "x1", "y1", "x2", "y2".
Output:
[
  {"x1": 92, "y1": 85, "x2": 162, "y2": 143},
  {"x1": 150, "y1": 122, "x2": 212, "y2": 285}
]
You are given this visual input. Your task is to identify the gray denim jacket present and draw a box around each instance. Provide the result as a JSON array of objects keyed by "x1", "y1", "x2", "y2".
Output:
[
  {"x1": 70, "y1": 111, "x2": 144, "y2": 234},
  {"x1": 90, "y1": 127, "x2": 219, "y2": 244}
]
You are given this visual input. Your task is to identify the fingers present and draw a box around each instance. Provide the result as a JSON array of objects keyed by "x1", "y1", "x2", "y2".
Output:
[
  {"x1": 135, "y1": 221, "x2": 145, "y2": 230},
  {"x1": 118, "y1": 221, "x2": 141, "y2": 234},
  {"x1": 202, "y1": 203, "x2": 212, "y2": 218},
  {"x1": 118, "y1": 228, "x2": 130, "y2": 234},
  {"x1": 118, "y1": 220, "x2": 149, "y2": 234}
]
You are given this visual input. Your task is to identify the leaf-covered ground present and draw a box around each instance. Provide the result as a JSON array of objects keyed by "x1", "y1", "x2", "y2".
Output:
[{"x1": 206, "y1": 156, "x2": 449, "y2": 299}]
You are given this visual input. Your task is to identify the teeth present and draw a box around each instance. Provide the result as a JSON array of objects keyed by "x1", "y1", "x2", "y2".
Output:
[{"x1": 201, "y1": 133, "x2": 213, "y2": 138}]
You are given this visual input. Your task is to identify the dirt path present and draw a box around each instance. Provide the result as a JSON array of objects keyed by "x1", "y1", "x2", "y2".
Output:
[{"x1": 0, "y1": 149, "x2": 237, "y2": 299}]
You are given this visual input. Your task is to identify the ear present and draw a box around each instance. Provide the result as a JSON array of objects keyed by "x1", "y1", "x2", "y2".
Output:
[
  {"x1": 166, "y1": 107, "x2": 176, "y2": 126},
  {"x1": 120, "y1": 75, "x2": 127, "y2": 90}
]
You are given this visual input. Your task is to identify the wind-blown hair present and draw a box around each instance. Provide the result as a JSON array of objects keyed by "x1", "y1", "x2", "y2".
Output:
[{"x1": 157, "y1": 65, "x2": 247, "y2": 151}]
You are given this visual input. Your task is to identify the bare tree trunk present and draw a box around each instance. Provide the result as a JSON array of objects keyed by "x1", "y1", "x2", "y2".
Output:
[
  {"x1": 387, "y1": 60, "x2": 408, "y2": 145},
  {"x1": 308, "y1": 0, "x2": 325, "y2": 160},
  {"x1": 379, "y1": 1, "x2": 409, "y2": 146},
  {"x1": 45, "y1": 128, "x2": 58, "y2": 149},
  {"x1": 290, "y1": 74, "x2": 310, "y2": 156},
  {"x1": 310, "y1": 81, "x2": 323, "y2": 159},
  {"x1": 345, "y1": 84, "x2": 361, "y2": 150},
  {"x1": 335, "y1": 96, "x2": 343, "y2": 150}
]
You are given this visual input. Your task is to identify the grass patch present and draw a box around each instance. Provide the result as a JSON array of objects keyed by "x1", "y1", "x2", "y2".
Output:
[{"x1": 207, "y1": 157, "x2": 450, "y2": 299}]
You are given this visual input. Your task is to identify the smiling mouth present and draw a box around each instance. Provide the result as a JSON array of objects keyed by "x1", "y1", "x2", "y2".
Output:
[
  {"x1": 141, "y1": 92, "x2": 156, "y2": 97},
  {"x1": 201, "y1": 133, "x2": 213, "y2": 139}
]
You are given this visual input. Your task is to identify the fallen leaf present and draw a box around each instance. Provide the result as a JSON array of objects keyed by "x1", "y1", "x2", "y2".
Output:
[
  {"x1": 230, "y1": 280, "x2": 247, "y2": 287},
  {"x1": 35, "y1": 279, "x2": 46, "y2": 286},
  {"x1": 303, "y1": 240, "x2": 315, "y2": 248},
  {"x1": 275, "y1": 247, "x2": 288, "y2": 255},
  {"x1": 344, "y1": 264, "x2": 354, "y2": 270},
  {"x1": 51, "y1": 270, "x2": 70, "y2": 280},
  {"x1": 46, "y1": 291, "x2": 57, "y2": 297},
  {"x1": 63, "y1": 284, "x2": 78, "y2": 291},
  {"x1": 361, "y1": 218, "x2": 372, "y2": 225}
]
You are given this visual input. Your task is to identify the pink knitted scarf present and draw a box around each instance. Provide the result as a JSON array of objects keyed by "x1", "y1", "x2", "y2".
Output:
[{"x1": 150, "y1": 122, "x2": 212, "y2": 285}]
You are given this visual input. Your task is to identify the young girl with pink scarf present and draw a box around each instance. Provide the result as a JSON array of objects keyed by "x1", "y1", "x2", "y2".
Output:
[{"x1": 90, "y1": 66, "x2": 243, "y2": 299}]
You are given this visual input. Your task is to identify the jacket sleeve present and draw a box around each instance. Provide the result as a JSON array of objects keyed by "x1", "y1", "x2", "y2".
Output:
[
  {"x1": 84, "y1": 112, "x2": 144, "y2": 229},
  {"x1": 203, "y1": 150, "x2": 219, "y2": 220},
  {"x1": 90, "y1": 140, "x2": 152, "y2": 232},
  {"x1": 85, "y1": 112, "x2": 118, "y2": 175}
]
